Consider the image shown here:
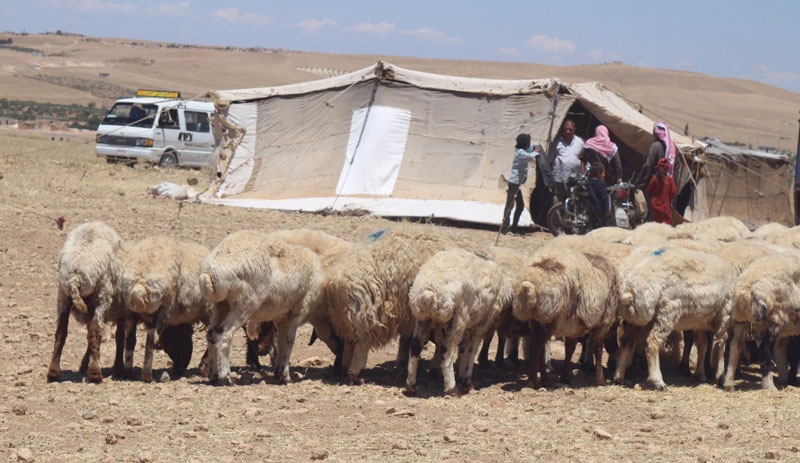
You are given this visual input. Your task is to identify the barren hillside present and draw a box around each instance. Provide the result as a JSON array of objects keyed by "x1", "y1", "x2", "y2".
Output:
[{"x1": 0, "y1": 32, "x2": 797, "y2": 150}]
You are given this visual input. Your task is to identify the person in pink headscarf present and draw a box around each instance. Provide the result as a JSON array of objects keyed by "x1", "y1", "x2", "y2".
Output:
[
  {"x1": 580, "y1": 125, "x2": 623, "y2": 187},
  {"x1": 636, "y1": 121, "x2": 677, "y2": 190}
]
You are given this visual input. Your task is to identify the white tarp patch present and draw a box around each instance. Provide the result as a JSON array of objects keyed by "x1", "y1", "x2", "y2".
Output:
[{"x1": 336, "y1": 105, "x2": 411, "y2": 195}]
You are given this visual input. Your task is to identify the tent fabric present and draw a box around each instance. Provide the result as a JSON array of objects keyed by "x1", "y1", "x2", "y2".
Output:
[{"x1": 201, "y1": 61, "x2": 795, "y2": 227}]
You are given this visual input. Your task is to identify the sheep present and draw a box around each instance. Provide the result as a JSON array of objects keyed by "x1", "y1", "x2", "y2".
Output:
[
  {"x1": 199, "y1": 230, "x2": 324, "y2": 385},
  {"x1": 613, "y1": 245, "x2": 737, "y2": 390},
  {"x1": 722, "y1": 254, "x2": 800, "y2": 391},
  {"x1": 751, "y1": 222, "x2": 790, "y2": 241},
  {"x1": 622, "y1": 221, "x2": 688, "y2": 246},
  {"x1": 512, "y1": 246, "x2": 619, "y2": 388},
  {"x1": 47, "y1": 221, "x2": 135, "y2": 383},
  {"x1": 675, "y1": 216, "x2": 752, "y2": 242},
  {"x1": 405, "y1": 248, "x2": 515, "y2": 396},
  {"x1": 325, "y1": 225, "x2": 481, "y2": 384},
  {"x1": 585, "y1": 226, "x2": 632, "y2": 244},
  {"x1": 119, "y1": 236, "x2": 213, "y2": 381}
]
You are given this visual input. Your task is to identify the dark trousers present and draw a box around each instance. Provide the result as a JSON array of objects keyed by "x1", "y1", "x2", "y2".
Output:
[{"x1": 501, "y1": 183, "x2": 524, "y2": 231}]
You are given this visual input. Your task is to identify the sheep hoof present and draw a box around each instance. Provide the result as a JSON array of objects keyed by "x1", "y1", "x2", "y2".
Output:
[
  {"x1": 141, "y1": 373, "x2": 154, "y2": 383},
  {"x1": 403, "y1": 385, "x2": 418, "y2": 397},
  {"x1": 722, "y1": 384, "x2": 734, "y2": 392},
  {"x1": 595, "y1": 378, "x2": 607, "y2": 387},
  {"x1": 525, "y1": 380, "x2": 541, "y2": 390},
  {"x1": 86, "y1": 369, "x2": 103, "y2": 384},
  {"x1": 459, "y1": 381, "x2": 474, "y2": 393},
  {"x1": 445, "y1": 387, "x2": 462, "y2": 397},
  {"x1": 646, "y1": 380, "x2": 668, "y2": 391},
  {"x1": 349, "y1": 374, "x2": 364, "y2": 386},
  {"x1": 212, "y1": 376, "x2": 235, "y2": 386},
  {"x1": 46, "y1": 369, "x2": 61, "y2": 383}
]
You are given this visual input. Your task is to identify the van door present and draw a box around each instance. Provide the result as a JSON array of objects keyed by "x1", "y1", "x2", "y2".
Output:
[
  {"x1": 156, "y1": 107, "x2": 182, "y2": 163},
  {"x1": 180, "y1": 109, "x2": 215, "y2": 167}
]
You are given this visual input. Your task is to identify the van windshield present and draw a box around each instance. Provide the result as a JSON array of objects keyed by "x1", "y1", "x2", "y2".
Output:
[{"x1": 101, "y1": 102, "x2": 158, "y2": 128}]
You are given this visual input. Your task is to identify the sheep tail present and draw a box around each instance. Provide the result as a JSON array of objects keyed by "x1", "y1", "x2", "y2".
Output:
[
  {"x1": 127, "y1": 282, "x2": 149, "y2": 313},
  {"x1": 199, "y1": 271, "x2": 227, "y2": 303},
  {"x1": 512, "y1": 281, "x2": 537, "y2": 321},
  {"x1": 620, "y1": 291, "x2": 634, "y2": 308},
  {"x1": 67, "y1": 275, "x2": 88, "y2": 313}
]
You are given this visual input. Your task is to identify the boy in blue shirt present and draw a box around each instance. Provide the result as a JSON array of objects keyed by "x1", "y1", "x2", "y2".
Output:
[{"x1": 586, "y1": 162, "x2": 611, "y2": 230}]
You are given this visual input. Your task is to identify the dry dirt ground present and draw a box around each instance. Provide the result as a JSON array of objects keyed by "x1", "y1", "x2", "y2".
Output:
[{"x1": 1, "y1": 131, "x2": 799, "y2": 463}]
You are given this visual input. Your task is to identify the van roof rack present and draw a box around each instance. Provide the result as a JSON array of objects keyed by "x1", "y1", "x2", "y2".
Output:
[{"x1": 136, "y1": 89, "x2": 181, "y2": 98}]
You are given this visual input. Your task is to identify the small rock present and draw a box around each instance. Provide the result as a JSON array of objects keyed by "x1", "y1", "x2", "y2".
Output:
[
  {"x1": 471, "y1": 420, "x2": 490, "y2": 433},
  {"x1": 385, "y1": 407, "x2": 397, "y2": 415},
  {"x1": 183, "y1": 431, "x2": 198, "y2": 439},
  {"x1": 717, "y1": 423, "x2": 729, "y2": 430},
  {"x1": 15, "y1": 367, "x2": 32, "y2": 376},
  {"x1": 639, "y1": 427, "x2": 653, "y2": 433},
  {"x1": 255, "y1": 430, "x2": 271, "y2": 438},
  {"x1": 593, "y1": 428, "x2": 613, "y2": 440},
  {"x1": 12, "y1": 405, "x2": 27, "y2": 416},
  {"x1": 108, "y1": 398, "x2": 119, "y2": 406},
  {"x1": 160, "y1": 371, "x2": 171, "y2": 382},
  {"x1": 310, "y1": 450, "x2": 329, "y2": 460},
  {"x1": 82, "y1": 409, "x2": 96, "y2": 420},
  {"x1": 650, "y1": 411, "x2": 666, "y2": 420},
  {"x1": 244, "y1": 408, "x2": 259, "y2": 418},
  {"x1": 105, "y1": 432, "x2": 119, "y2": 445},
  {"x1": 16, "y1": 447, "x2": 34, "y2": 462},
  {"x1": 791, "y1": 446, "x2": 799, "y2": 453},
  {"x1": 765, "y1": 451, "x2": 779, "y2": 460},
  {"x1": 391, "y1": 440, "x2": 409, "y2": 450},
  {"x1": 137, "y1": 450, "x2": 154, "y2": 463},
  {"x1": 194, "y1": 424, "x2": 209, "y2": 432},
  {"x1": 187, "y1": 177, "x2": 198, "y2": 186},
  {"x1": 444, "y1": 428, "x2": 458, "y2": 443},
  {"x1": 126, "y1": 418, "x2": 142, "y2": 426},
  {"x1": 296, "y1": 397, "x2": 307, "y2": 403},
  {"x1": 391, "y1": 410, "x2": 415, "y2": 417}
]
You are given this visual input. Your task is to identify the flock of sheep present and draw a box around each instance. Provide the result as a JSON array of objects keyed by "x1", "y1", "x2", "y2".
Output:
[{"x1": 46, "y1": 216, "x2": 800, "y2": 396}]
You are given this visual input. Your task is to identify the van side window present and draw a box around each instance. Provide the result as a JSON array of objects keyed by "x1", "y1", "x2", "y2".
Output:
[
  {"x1": 185, "y1": 111, "x2": 210, "y2": 133},
  {"x1": 158, "y1": 109, "x2": 179, "y2": 129}
]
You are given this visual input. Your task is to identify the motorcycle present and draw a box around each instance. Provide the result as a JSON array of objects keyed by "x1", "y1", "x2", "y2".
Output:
[{"x1": 546, "y1": 173, "x2": 643, "y2": 236}]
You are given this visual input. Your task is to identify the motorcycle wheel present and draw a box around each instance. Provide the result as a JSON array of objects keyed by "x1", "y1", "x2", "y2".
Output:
[{"x1": 546, "y1": 203, "x2": 569, "y2": 236}]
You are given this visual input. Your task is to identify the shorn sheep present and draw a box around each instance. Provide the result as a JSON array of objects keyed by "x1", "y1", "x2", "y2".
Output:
[
  {"x1": 200, "y1": 230, "x2": 324, "y2": 385},
  {"x1": 513, "y1": 245, "x2": 619, "y2": 388},
  {"x1": 613, "y1": 245, "x2": 737, "y2": 390},
  {"x1": 405, "y1": 248, "x2": 514, "y2": 396},
  {"x1": 47, "y1": 221, "x2": 135, "y2": 383},
  {"x1": 325, "y1": 225, "x2": 480, "y2": 384},
  {"x1": 723, "y1": 254, "x2": 800, "y2": 391},
  {"x1": 119, "y1": 236, "x2": 212, "y2": 381},
  {"x1": 675, "y1": 216, "x2": 752, "y2": 242}
]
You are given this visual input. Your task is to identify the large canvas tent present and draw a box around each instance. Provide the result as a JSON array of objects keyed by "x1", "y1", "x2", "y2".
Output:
[{"x1": 200, "y1": 61, "x2": 704, "y2": 226}]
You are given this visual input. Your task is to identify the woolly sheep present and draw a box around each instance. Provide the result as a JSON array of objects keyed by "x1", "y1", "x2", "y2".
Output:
[
  {"x1": 675, "y1": 216, "x2": 752, "y2": 242},
  {"x1": 325, "y1": 225, "x2": 481, "y2": 384},
  {"x1": 405, "y1": 248, "x2": 514, "y2": 396},
  {"x1": 119, "y1": 236, "x2": 212, "y2": 381},
  {"x1": 723, "y1": 254, "x2": 800, "y2": 391},
  {"x1": 585, "y1": 226, "x2": 632, "y2": 244},
  {"x1": 200, "y1": 230, "x2": 324, "y2": 385},
  {"x1": 622, "y1": 221, "x2": 687, "y2": 246},
  {"x1": 47, "y1": 221, "x2": 135, "y2": 383},
  {"x1": 613, "y1": 245, "x2": 736, "y2": 390},
  {"x1": 751, "y1": 222, "x2": 790, "y2": 241},
  {"x1": 513, "y1": 246, "x2": 619, "y2": 388}
]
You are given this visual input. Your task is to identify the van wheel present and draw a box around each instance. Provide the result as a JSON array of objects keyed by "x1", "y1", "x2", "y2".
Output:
[{"x1": 158, "y1": 152, "x2": 177, "y2": 169}]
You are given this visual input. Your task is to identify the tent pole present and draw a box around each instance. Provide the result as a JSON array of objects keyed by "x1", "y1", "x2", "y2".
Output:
[
  {"x1": 794, "y1": 109, "x2": 800, "y2": 224},
  {"x1": 544, "y1": 83, "x2": 561, "y2": 155}
]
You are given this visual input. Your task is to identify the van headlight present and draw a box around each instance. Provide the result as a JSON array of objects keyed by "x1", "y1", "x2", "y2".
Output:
[
  {"x1": 96, "y1": 134, "x2": 108, "y2": 144},
  {"x1": 135, "y1": 138, "x2": 153, "y2": 147}
]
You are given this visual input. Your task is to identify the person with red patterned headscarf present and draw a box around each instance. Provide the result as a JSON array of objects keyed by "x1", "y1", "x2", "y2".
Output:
[
  {"x1": 647, "y1": 157, "x2": 677, "y2": 224},
  {"x1": 637, "y1": 121, "x2": 676, "y2": 190},
  {"x1": 580, "y1": 125, "x2": 623, "y2": 186}
]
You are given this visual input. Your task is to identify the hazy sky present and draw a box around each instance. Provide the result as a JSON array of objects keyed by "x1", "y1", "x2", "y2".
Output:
[{"x1": 2, "y1": 0, "x2": 798, "y2": 92}]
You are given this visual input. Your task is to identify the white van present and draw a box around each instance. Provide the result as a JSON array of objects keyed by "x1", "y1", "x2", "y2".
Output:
[{"x1": 95, "y1": 90, "x2": 216, "y2": 168}]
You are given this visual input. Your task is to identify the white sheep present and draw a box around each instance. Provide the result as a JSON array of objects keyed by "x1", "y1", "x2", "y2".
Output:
[
  {"x1": 325, "y1": 225, "x2": 481, "y2": 384},
  {"x1": 585, "y1": 226, "x2": 632, "y2": 244},
  {"x1": 675, "y1": 216, "x2": 752, "y2": 242},
  {"x1": 751, "y1": 222, "x2": 790, "y2": 241},
  {"x1": 622, "y1": 221, "x2": 687, "y2": 246},
  {"x1": 119, "y1": 236, "x2": 213, "y2": 381},
  {"x1": 723, "y1": 254, "x2": 800, "y2": 391},
  {"x1": 513, "y1": 246, "x2": 619, "y2": 388},
  {"x1": 613, "y1": 245, "x2": 736, "y2": 390},
  {"x1": 200, "y1": 230, "x2": 324, "y2": 385},
  {"x1": 47, "y1": 221, "x2": 135, "y2": 383},
  {"x1": 405, "y1": 248, "x2": 514, "y2": 396}
]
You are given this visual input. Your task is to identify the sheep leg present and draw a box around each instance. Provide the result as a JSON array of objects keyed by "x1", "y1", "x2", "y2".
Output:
[
  {"x1": 526, "y1": 321, "x2": 549, "y2": 389},
  {"x1": 85, "y1": 315, "x2": 104, "y2": 383},
  {"x1": 787, "y1": 336, "x2": 800, "y2": 387},
  {"x1": 613, "y1": 322, "x2": 644, "y2": 384},
  {"x1": 711, "y1": 319, "x2": 729, "y2": 384},
  {"x1": 760, "y1": 325, "x2": 779, "y2": 391},
  {"x1": 644, "y1": 320, "x2": 673, "y2": 391},
  {"x1": 396, "y1": 335, "x2": 411, "y2": 374},
  {"x1": 544, "y1": 337, "x2": 554, "y2": 373},
  {"x1": 774, "y1": 336, "x2": 789, "y2": 387},
  {"x1": 348, "y1": 341, "x2": 370, "y2": 385},
  {"x1": 722, "y1": 322, "x2": 747, "y2": 391},
  {"x1": 210, "y1": 302, "x2": 251, "y2": 385},
  {"x1": 561, "y1": 337, "x2": 577, "y2": 384},
  {"x1": 46, "y1": 295, "x2": 71, "y2": 382},
  {"x1": 273, "y1": 319, "x2": 300, "y2": 384},
  {"x1": 340, "y1": 341, "x2": 355, "y2": 377},
  {"x1": 405, "y1": 319, "x2": 432, "y2": 396},
  {"x1": 679, "y1": 331, "x2": 694, "y2": 376},
  {"x1": 693, "y1": 330, "x2": 708, "y2": 383},
  {"x1": 141, "y1": 326, "x2": 156, "y2": 383},
  {"x1": 123, "y1": 316, "x2": 137, "y2": 379},
  {"x1": 112, "y1": 321, "x2": 126, "y2": 379},
  {"x1": 591, "y1": 330, "x2": 607, "y2": 386},
  {"x1": 505, "y1": 334, "x2": 520, "y2": 365},
  {"x1": 458, "y1": 333, "x2": 483, "y2": 393},
  {"x1": 441, "y1": 325, "x2": 466, "y2": 397},
  {"x1": 477, "y1": 329, "x2": 494, "y2": 369}
]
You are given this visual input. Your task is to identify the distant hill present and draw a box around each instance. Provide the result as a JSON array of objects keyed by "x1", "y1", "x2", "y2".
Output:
[{"x1": 0, "y1": 32, "x2": 797, "y2": 151}]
